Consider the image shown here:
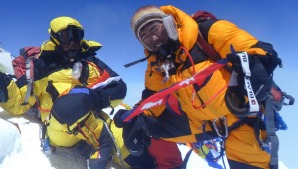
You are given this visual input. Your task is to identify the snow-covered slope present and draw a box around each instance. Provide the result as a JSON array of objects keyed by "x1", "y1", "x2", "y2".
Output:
[
  {"x1": 0, "y1": 107, "x2": 289, "y2": 169},
  {"x1": 0, "y1": 106, "x2": 217, "y2": 169},
  {"x1": 0, "y1": 118, "x2": 20, "y2": 162},
  {"x1": 0, "y1": 108, "x2": 88, "y2": 169}
]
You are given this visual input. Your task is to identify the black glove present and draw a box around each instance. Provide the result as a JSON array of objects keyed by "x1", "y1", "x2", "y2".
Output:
[
  {"x1": 226, "y1": 53, "x2": 243, "y2": 73},
  {"x1": 113, "y1": 109, "x2": 134, "y2": 128},
  {"x1": 122, "y1": 114, "x2": 151, "y2": 156},
  {"x1": 249, "y1": 55, "x2": 272, "y2": 101},
  {"x1": 227, "y1": 53, "x2": 271, "y2": 102},
  {"x1": 0, "y1": 72, "x2": 12, "y2": 102},
  {"x1": 113, "y1": 109, "x2": 152, "y2": 156}
]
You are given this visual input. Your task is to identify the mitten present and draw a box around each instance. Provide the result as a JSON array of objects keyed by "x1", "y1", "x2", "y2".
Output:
[
  {"x1": 122, "y1": 114, "x2": 151, "y2": 156},
  {"x1": 226, "y1": 53, "x2": 243, "y2": 73},
  {"x1": 0, "y1": 72, "x2": 12, "y2": 102},
  {"x1": 113, "y1": 109, "x2": 135, "y2": 128}
]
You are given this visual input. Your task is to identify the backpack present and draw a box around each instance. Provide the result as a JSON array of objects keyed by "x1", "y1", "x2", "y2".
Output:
[
  {"x1": 192, "y1": 10, "x2": 294, "y2": 116},
  {"x1": 191, "y1": 11, "x2": 221, "y2": 62},
  {"x1": 12, "y1": 46, "x2": 40, "y2": 79},
  {"x1": 12, "y1": 46, "x2": 40, "y2": 105},
  {"x1": 192, "y1": 10, "x2": 294, "y2": 169}
]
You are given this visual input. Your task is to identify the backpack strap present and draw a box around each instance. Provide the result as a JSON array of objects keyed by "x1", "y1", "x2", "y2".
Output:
[
  {"x1": 196, "y1": 21, "x2": 232, "y2": 71},
  {"x1": 272, "y1": 80, "x2": 295, "y2": 111},
  {"x1": 21, "y1": 58, "x2": 35, "y2": 105},
  {"x1": 196, "y1": 31, "x2": 221, "y2": 62},
  {"x1": 192, "y1": 11, "x2": 222, "y2": 62},
  {"x1": 264, "y1": 96, "x2": 279, "y2": 169},
  {"x1": 228, "y1": 98, "x2": 279, "y2": 169},
  {"x1": 46, "y1": 80, "x2": 60, "y2": 103},
  {"x1": 18, "y1": 47, "x2": 41, "y2": 105}
]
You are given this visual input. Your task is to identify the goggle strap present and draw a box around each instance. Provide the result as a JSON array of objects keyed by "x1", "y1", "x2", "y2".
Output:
[
  {"x1": 50, "y1": 27, "x2": 84, "y2": 44},
  {"x1": 50, "y1": 29, "x2": 58, "y2": 39}
]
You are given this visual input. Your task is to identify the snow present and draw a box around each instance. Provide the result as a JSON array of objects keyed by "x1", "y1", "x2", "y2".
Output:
[
  {"x1": 0, "y1": 107, "x2": 289, "y2": 169},
  {"x1": 0, "y1": 118, "x2": 20, "y2": 162}
]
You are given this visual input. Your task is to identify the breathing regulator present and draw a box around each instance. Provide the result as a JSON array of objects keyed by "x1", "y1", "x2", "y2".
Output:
[
  {"x1": 162, "y1": 15, "x2": 178, "y2": 42},
  {"x1": 153, "y1": 15, "x2": 180, "y2": 63}
]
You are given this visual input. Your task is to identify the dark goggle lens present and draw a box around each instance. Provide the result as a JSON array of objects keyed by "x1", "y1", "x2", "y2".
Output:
[{"x1": 57, "y1": 27, "x2": 84, "y2": 44}]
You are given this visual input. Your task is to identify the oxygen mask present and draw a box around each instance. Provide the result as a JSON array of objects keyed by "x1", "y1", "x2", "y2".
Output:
[{"x1": 60, "y1": 41, "x2": 81, "y2": 63}]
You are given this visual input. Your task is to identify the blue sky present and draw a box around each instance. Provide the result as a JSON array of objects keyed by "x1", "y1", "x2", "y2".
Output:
[{"x1": 1, "y1": 1, "x2": 297, "y2": 168}]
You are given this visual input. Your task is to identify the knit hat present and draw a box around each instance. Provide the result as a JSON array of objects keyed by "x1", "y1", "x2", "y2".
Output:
[{"x1": 131, "y1": 6, "x2": 167, "y2": 50}]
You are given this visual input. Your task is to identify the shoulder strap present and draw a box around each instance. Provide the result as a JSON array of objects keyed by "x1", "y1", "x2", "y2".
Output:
[
  {"x1": 196, "y1": 31, "x2": 221, "y2": 62},
  {"x1": 21, "y1": 58, "x2": 35, "y2": 105},
  {"x1": 264, "y1": 96, "x2": 279, "y2": 169},
  {"x1": 192, "y1": 11, "x2": 221, "y2": 62}
]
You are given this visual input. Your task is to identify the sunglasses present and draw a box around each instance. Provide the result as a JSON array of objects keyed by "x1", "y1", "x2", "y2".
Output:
[{"x1": 54, "y1": 26, "x2": 84, "y2": 44}]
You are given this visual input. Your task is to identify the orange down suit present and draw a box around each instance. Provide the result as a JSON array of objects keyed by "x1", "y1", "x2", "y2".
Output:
[{"x1": 141, "y1": 5, "x2": 271, "y2": 169}]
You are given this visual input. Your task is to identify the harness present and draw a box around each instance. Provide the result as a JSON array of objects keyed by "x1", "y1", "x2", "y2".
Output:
[
  {"x1": 123, "y1": 15, "x2": 291, "y2": 168},
  {"x1": 178, "y1": 43, "x2": 290, "y2": 169},
  {"x1": 184, "y1": 117, "x2": 228, "y2": 169}
]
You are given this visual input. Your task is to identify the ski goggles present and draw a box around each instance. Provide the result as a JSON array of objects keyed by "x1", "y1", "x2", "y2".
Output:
[{"x1": 54, "y1": 26, "x2": 84, "y2": 44}]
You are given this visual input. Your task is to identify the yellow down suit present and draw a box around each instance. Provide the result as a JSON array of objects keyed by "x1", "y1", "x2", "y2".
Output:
[
  {"x1": 140, "y1": 5, "x2": 272, "y2": 169},
  {"x1": 0, "y1": 39, "x2": 140, "y2": 167}
]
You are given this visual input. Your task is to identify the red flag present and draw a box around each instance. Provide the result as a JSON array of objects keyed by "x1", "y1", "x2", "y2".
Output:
[{"x1": 123, "y1": 60, "x2": 227, "y2": 122}]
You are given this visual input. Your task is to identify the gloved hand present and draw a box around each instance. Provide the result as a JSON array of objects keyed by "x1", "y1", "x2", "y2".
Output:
[
  {"x1": 114, "y1": 109, "x2": 152, "y2": 156},
  {"x1": 0, "y1": 72, "x2": 12, "y2": 102},
  {"x1": 249, "y1": 55, "x2": 272, "y2": 101},
  {"x1": 227, "y1": 52, "x2": 272, "y2": 102},
  {"x1": 113, "y1": 109, "x2": 134, "y2": 127},
  {"x1": 226, "y1": 53, "x2": 243, "y2": 74},
  {"x1": 122, "y1": 114, "x2": 152, "y2": 156},
  {"x1": 69, "y1": 86, "x2": 110, "y2": 111}
]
